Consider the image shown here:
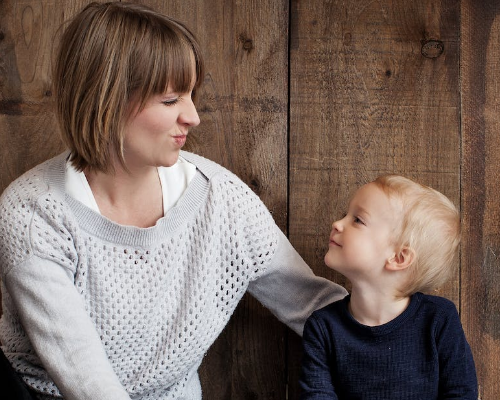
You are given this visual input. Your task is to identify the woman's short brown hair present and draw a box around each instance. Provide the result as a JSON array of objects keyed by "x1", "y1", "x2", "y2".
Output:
[{"x1": 53, "y1": 1, "x2": 204, "y2": 172}]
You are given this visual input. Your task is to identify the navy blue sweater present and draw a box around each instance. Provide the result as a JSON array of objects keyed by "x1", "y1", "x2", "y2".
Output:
[{"x1": 300, "y1": 292, "x2": 477, "y2": 399}]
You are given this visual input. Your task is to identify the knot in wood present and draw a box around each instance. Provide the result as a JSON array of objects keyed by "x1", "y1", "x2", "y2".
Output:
[
  {"x1": 421, "y1": 39, "x2": 444, "y2": 58},
  {"x1": 249, "y1": 177, "x2": 261, "y2": 195},
  {"x1": 243, "y1": 39, "x2": 253, "y2": 51},
  {"x1": 239, "y1": 34, "x2": 254, "y2": 52},
  {"x1": 0, "y1": 31, "x2": 5, "y2": 41},
  {"x1": 343, "y1": 32, "x2": 352, "y2": 46}
]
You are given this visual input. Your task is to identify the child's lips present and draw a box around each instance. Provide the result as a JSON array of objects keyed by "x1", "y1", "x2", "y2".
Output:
[{"x1": 329, "y1": 238, "x2": 341, "y2": 247}]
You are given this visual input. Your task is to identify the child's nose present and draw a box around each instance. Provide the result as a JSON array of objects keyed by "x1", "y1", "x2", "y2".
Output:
[{"x1": 332, "y1": 219, "x2": 343, "y2": 232}]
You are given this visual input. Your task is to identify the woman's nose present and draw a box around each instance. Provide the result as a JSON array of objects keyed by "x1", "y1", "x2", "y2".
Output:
[{"x1": 179, "y1": 98, "x2": 200, "y2": 127}]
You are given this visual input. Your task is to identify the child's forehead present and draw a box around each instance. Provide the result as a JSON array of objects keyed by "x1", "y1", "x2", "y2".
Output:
[
  {"x1": 350, "y1": 183, "x2": 402, "y2": 216},
  {"x1": 351, "y1": 182, "x2": 386, "y2": 201}
]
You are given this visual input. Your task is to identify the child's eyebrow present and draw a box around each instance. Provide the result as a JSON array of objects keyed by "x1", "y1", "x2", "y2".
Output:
[
  {"x1": 347, "y1": 203, "x2": 370, "y2": 215},
  {"x1": 351, "y1": 204, "x2": 371, "y2": 218}
]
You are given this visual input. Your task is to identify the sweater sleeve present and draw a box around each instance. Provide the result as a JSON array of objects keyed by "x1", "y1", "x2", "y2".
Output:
[
  {"x1": 435, "y1": 302, "x2": 478, "y2": 399},
  {"x1": 3, "y1": 256, "x2": 131, "y2": 400},
  {"x1": 0, "y1": 172, "x2": 131, "y2": 400},
  {"x1": 247, "y1": 227, "x2": 347, "y2": 336},
  {"x1": 298, "y1": 315, "x2": 338, "y2": 399}
]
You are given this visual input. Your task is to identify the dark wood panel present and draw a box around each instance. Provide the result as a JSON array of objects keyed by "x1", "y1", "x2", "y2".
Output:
[
  {"x1": 461, "y1": 1, "x2": 500, "y2": 399},
  {"x1": 0, "y1": 0, "x2": 115, "y2": 194},
  {"x1": 289, "y1": 0, "x2": 461, "y2": 300},
  {"x1": 0, "y1": 0, "x2": 65, "y2": 193},
  {"x1": 288, "y1": 0, "x2": 461, "y2": 398}
]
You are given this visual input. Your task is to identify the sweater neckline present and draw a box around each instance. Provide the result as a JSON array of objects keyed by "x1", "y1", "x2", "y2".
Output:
[
  {"x1": 47, "y1": 151, "x2": 212, "y2": 246},
  {"x1": 340, "y1": 292, "x2": 423, "y2": 337}
]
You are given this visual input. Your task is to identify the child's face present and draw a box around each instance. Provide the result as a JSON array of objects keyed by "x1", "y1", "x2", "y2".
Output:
[{"x1": 325, "y1": 183, "x2": 402, "y2": 280}]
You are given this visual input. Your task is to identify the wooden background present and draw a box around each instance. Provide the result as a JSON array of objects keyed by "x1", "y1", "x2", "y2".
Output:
[{"x1": 1, "y1": 0, "x2": 499, "y2": 398}]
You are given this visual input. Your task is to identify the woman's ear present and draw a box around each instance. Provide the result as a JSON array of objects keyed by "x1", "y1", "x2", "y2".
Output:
[{"x1": 386, "y1": 247, "x2": 415, "y2": 271}]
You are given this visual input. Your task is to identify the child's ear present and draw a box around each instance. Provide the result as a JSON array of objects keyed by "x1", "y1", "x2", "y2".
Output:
[{"x1": 386, "y1": 247, "x2": 415, "y2": 271}]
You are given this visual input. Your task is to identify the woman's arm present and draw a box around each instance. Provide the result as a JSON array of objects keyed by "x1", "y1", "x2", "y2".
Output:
[
  {"x1": 3, "y1": 256, "x2": 131, "y2": 400},
  {"x1": 0, "y1": 175, "x2": 130, "y2": 399},
  {"x1": 247, "y1": 227, "x2": 347, "y2": 336}
]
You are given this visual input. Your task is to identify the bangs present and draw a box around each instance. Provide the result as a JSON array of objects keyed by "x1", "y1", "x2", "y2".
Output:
[
  {"x1": 168, "y1": 38, "x2": 200, "y2": 94},
  {"x1": 130, "y1": 19, "x2": 204, "y2": 110}
]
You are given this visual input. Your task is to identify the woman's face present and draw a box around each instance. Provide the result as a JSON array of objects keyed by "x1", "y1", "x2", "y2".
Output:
[{"x1": 122, "y1": 84, "x2": 200, "y2": 170}]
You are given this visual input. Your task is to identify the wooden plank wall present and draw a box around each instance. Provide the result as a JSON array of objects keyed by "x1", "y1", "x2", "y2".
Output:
[
  {"x1": 461, "y1": 1, "x2": 500, "y2": 399},
  {"x1": 0, "y1": 0, "x2": 498, "y2": 399}
]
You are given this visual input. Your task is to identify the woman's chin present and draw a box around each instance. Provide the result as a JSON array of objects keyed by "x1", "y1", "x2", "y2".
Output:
[{"x1": 158, "y1": 152, "x2": 181, "y2": 168}]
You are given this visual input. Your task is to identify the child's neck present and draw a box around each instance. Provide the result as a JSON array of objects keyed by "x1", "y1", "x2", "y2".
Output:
[{"x1": 348, "y1": 285, "x2": 410, "y2": 327}]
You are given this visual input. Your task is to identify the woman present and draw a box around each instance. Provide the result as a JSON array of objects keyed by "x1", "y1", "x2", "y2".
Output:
[{"x1": 0, "y1": 2, "x2": 347, "y2": 399}]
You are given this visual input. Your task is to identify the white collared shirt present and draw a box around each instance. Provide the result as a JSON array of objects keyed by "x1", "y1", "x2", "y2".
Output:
[{"x1": 65, "y1": 156, "x2": 196, "y2": 215}]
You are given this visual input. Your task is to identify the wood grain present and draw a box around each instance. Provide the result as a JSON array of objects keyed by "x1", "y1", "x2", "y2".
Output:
[
  {"x1": 461, "y1": 1, "x2": 500, "y2": 399},
  {"x1": 0, "y1": 0, "x2": 62, "y2": 193},
  {"x1": 288, "y1": 0, "x2": 461, "y2": 397}
]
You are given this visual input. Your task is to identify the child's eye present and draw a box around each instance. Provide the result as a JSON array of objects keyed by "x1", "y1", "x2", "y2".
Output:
[
  {"x1": 353, "y1": 216, "x2": 365, "y2": 225},
  {"x1": 162, "y1": 98, "x2": 179, "y2": 106}
]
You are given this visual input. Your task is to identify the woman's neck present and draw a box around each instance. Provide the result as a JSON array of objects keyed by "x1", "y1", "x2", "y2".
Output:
[
  {"x1": 85, "y1": 165, "x2": 164, "y2": 228},
  {"x1": 348, "y1": 284, "x2": 410, "y2": 327}
]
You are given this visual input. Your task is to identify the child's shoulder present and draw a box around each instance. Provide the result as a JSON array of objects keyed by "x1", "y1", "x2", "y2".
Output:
[
  {"x1": 309, "y1": 294, "x2": 349, "y2": 321},
  {"x1": 418, "y1": 292, "x2": 457, "y2": 309},
  {"x1": 415, "y1": 292, "x2": 459, "y2": 320}
]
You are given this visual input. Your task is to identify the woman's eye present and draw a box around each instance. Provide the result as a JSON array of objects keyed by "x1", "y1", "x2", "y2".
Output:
[{"x1": 162, "y1": 98, "x2": 179, "y2": 106}]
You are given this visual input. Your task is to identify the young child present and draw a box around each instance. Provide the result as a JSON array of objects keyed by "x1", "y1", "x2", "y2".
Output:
[{"x1": 299, "y1": 175, "x2": 478, "y2": 399}]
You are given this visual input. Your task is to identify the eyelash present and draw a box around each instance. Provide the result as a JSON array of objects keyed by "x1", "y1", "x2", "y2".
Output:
[
  {"x1": 162, "y1": 98, "x2": 179, "y2": 106},
  {"x1": 353, "y1": 216, "x2": 365, "y2": 225}
]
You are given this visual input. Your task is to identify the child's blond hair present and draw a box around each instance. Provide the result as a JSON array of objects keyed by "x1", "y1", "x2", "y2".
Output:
[{"x1": 373, "y1": 175, "x2": 460, "y2": 296}]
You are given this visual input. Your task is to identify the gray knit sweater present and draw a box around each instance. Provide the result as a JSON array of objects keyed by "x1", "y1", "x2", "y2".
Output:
[{"x1": 0, "y1": 151, "x2": 347, "y2": 400}]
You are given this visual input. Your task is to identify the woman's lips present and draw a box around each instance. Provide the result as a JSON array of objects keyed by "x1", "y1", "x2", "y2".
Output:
[{"x1": 173, "y1": 135, "x2": 187, "y2": 146}]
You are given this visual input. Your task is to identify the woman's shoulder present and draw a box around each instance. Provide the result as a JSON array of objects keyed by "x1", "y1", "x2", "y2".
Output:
[
  {"x1": 181, "y1": 151, "x2": 262, "y2": 204},
  {"x1": 0, "y1": 153, "x2": 77, "y2": 276},
  {"x1": 0, "y1": 153, "x2": 69, "y2": 239},
  {"x1": 1, "y1": 153, "x2": 66, "y2": 205},
  {"x1": 180, "y1": 151, "x2": 229, "y2": 180}
]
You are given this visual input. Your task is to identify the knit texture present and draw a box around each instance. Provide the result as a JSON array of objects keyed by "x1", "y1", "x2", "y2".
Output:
[
  {"x1": 0, "y1": 151, "x2": 346, "y2": 400},
  {"x1": 299, "y1": 292, "x2": 478, "y2": 400}
]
